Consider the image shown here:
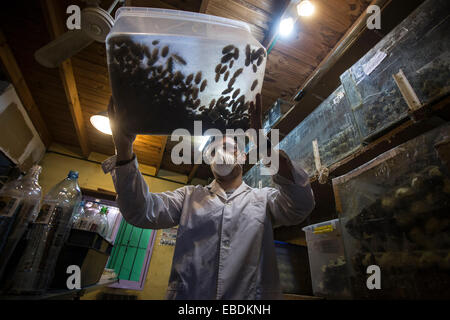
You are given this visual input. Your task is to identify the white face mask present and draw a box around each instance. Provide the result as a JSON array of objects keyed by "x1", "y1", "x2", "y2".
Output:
[{"x1": 211, "y1": 148, "x2": 236, "y2": 177}]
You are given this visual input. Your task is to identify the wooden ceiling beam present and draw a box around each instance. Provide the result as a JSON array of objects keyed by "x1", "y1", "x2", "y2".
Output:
[
  {"x1": 187, "y1": 164, "x2": 200, "y2": 184},
  {"x1": 0, "y1": 30, "x2": 52, "y2": 147},
  {"x1": 262, "y1": 0, "x2": 292, "y2": 49},
  {"x1": 291, "y1": 0, "x2": 392, "y2": 101},
  {"x1": 199, "y1": 0, "x2": 210, "y2": 13},
  {"x1": 270, "y1": 0, "x2": 392, "y2": 136},
  {"x1": 41, "y1": 0, "x2": 90, "y2": 158},
  {"x1": 155, "y1": 136, "x2": 168, "y2": 175}
]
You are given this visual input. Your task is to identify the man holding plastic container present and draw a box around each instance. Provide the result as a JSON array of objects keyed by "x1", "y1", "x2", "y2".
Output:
[{"x1": 103, "y1": 94, "x2": 315, "y2": 300}]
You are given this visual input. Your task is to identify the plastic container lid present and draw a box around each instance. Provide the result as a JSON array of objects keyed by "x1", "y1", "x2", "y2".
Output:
[{"x1": 114, "y1": 7, "x2": 251, "y2": 33}]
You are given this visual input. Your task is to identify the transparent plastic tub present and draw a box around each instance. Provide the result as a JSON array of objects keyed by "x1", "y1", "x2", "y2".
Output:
[
  {"x1": 332, "y1": 124, "x2": 450, "y2": 299},
  {"x1": 340, "y1": 0, "x2": 450, "y2": 141},
  {"x1": 277, "y1": 85, "x2": 362, "y2": 177},
  {"x1": 302, "y1": 219, "x2": 352, "y2": 299},
  {"x1": 242, "y1": 162, "x2": 275, "y2": 189},
  {"x1": 106, "y1": 7, "x2": 267, "y2": 135}
]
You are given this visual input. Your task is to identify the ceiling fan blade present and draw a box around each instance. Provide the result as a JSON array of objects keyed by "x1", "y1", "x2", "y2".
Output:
[{"x1": 34, "y1": 30, "x2": 94, "y2": 68}]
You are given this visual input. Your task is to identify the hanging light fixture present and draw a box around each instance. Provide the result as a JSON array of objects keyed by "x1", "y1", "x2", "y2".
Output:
[
  {"x1": 90, "y1": 111, "x2": 112, "y2": 135},
  {"x1": 279, "y1": 17, "x2": 294, "y2": 37},
  {"x1": 297, "y1": 0, "x2": 315, "y2": 17}
]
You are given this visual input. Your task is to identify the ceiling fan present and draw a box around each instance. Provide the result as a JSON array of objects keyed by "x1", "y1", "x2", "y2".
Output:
[{"x1": 35, "y1": 0, "x2": 123, "y2": 68}]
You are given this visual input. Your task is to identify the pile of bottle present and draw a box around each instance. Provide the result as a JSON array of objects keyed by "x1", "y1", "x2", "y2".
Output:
[
  {"x1": 72, "y1": 201, "x2": 109, "y2": 238},
  {"x1": 0, "y1": 167, "x2": 110, "y2": 295}
]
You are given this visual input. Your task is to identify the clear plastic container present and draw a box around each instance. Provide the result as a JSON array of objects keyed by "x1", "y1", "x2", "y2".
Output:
[
  {"x1": 340, "y1": 0, "x2": 450, "y2": 142},
  {"x1": 106, "y1": 7, "x2": 267, "y2": 135},
  {"x1": 399, "y1": 0, "x2": 450, "y2": 105},
  {"x1": 332, "y1": 124, "x2": 450, "y2": 299},
  {"x1": 277, "y1": 85, "x2": 362, "y2": 177},
  {"x1": 243, "y1": 162, "x2": 275, "y2": 189},
  {"x1": 71, "y1": 200, "x2": 85, "y2": 229},
  {"x1": 93, "y1": 207, "x2": 109, "y2": 238},
  {"x1": 302, "y1": 219, "x2": 351, "y2": 299}
]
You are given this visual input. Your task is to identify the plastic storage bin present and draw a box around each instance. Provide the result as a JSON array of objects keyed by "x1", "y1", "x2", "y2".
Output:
[
  {"x1": 243, "y1": 162, "x2": 275, "y2": 189},
  {"x1": 106, "y1": 7, "x2": 267, "y2": 135},
  {"x1": 274, "y1": 241, "x2": 312, "y2": 295},
  {"x1": 332, "y1": 124, "x2": 450, "y2": 299},
  {"x1": 302, "y1": 219, "x2": 352, "y2": 298},
  {"x1": 276, "y1": 85, "x2": 361, "y2": 177},
  {"x1": 340, "y1": 0, "x2": 450, "y2": 142},
  {"x1": 50, "y1": 229, "x2": 114, "y2": 289},
  {"x1": 263, "y1": 99, "x2": 291, "y2": 132}
]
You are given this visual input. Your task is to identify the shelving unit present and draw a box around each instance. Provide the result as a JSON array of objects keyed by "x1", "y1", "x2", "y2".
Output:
[
  {"x1": 272, "y1": 94, "x2": 450, "y2": 246},
  {"x1": 0, "y1": 278, "x2": 118, "y2": 300}
]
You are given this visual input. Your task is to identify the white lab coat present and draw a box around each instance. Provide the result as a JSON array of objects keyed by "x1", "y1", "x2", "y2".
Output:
[{"x1": 102, "y1": 155, "x2": 315, "y2": 299}]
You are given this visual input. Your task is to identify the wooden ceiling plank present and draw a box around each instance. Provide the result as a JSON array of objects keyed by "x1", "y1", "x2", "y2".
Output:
[
  {"x1": 41, "y1": 0, "x2": 90, "y2": 157},
  {"x1": 199, "y1": 0, "x2": 210, "y2": 13},
  {"x1": 291, "y1": 0, "x2": 391, "y2": 102},
  {"x1": 0, "y1": 30, "x2": 52, "y2": 147},
  {"x1": 261, "y1": 0, "x2": 291, "y2": 49},
  {"x1": 155, "y1": 136, "x2": 168, "y2": 175},
  {"x1": 187, "y1": 164, "x2": 200, "y2": 184}
]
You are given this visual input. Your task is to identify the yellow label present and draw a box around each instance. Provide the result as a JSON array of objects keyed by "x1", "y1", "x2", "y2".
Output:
[{"x1": 313, "y1": 224, "x2": 334, "y2": 234}]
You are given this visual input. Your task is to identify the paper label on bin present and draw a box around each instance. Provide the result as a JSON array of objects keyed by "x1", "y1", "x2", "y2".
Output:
[
  {"x1": 363, "y1": 50, "x2": 387, "y2": 76},
  {"x1": 313, "y1": 224, "x2": 334, "y2": 234},
  {"x1": 333, "y1": 91, "x2": 345, "y2": 105}
]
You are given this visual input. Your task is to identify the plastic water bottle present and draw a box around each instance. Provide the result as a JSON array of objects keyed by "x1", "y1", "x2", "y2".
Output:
[
  {"x1": 84, "y1": 201, "x2": 101, "y2": 232},
  {"x1": 9, "y1": 170, "x2": 81, "y2": 294},
  {"x1": 0, "y1": 165, "x2": 42, "y2": 280},
  {"x1": 0, "y1": 174, "x2": 23, "y2": 255},
  {"x1": 71, "y1": 201, "x2": 85, "y2": 229},
  {"x1": 96, "y1": 207, "x2": 109, "y2": 238}
]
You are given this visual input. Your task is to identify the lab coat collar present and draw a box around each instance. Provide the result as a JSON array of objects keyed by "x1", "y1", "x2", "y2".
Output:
[{"x1": 206, "y1": 179, "x2": 251, "y2": 201}]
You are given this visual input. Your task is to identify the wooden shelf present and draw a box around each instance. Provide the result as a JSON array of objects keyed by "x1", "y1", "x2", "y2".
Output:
[
  {"x1": 283, "y1": 294, "x2": 324, "y2": 300},
  {"x1": 273, "y1": 94, "x2": 450, "y2": 245},
  {"x1": 311, "y1": 94, "x2": 450, "y2": 185},
  {"x1": 0, "y1": 278, "x2": 118, "y2": 300}
]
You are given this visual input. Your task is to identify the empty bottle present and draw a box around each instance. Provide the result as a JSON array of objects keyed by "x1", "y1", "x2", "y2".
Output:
[
  {"x1": 9, "y1": 170, "x2": 82, "y2": 294},
  {"x1": 96, "y1": 207, "x2": 109, "y2": 238},
  {"x1": 71, "y1": 201, "x2": 85, "y2": 230},
  {"x1": 0, "y1": 173, "x2": 23, "y2": 255},
  {"x1": 84, "y1": 201, "x2": 101, "y2": 232},
  {"x1": 0, "y1": 165, "x2": 42, "y2": 280}
]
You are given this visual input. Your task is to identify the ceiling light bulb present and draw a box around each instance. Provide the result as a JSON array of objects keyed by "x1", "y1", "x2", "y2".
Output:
[
  {"x1": 279, "y1": 17, "x2": 294, "y2": 37},
  {"x1": 297, "y1": 0, "x2": 315, "y2": 17},
  {"x1": 90, "y1": 111, "x2": 112, "y2": 135}
]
